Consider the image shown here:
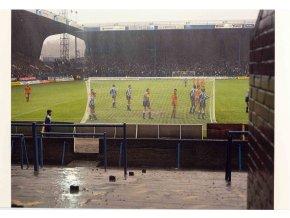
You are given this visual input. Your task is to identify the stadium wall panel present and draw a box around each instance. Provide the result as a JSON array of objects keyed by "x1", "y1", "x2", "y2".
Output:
[
  {"x1": 137, "y1": 125, "x2": 159, "y2": 138},
  {"x1": 75, "y1": 126, "x2": 94, "y2": 134},
  {"x1": 180, "y1": 125, "x2": 203, "y2": 139},
  {"x1": 115, "y1": 124, "x2": 137, "y2": 138},
  {"x1": 159, "y1": 125, "x2": 180, "y2": 139},
  {"x1": 94, "y1": 127, "x2": 116, "y2": 138}
]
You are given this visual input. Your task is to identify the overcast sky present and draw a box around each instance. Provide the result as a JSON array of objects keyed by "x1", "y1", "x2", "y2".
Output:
[{"x1": 51, "y1": 9, "x2": 259, "y2": 25}]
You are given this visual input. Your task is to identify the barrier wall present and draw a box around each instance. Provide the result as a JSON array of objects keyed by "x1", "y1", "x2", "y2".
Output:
[
  {"x1": 207, "y1": 123, "x2": 248, "y2": 139},
  {"x1": 137, "y1": 125, "x2": 159, "y2": 138},
  {"x1": 99, "y1": 139, "x2": 248, "y2": 170},
  {"x1": 11, "y1": 122, "x2": 247, "y2": 169},
  {"x1": 12, "y1": 136, "x2": 248, "y2": 170},
  {"x1": 11, "y1": 121, "x2": 74, "y2": 136},
  {"x1": 75, "y1": 124, "x2": 203, "y2": 139},
  {"x1": 11, "y1": 137, "x2": 74, "y2": 165}
]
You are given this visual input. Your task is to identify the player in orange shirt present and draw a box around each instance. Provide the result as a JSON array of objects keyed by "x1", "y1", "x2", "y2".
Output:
[
  {"x1": 24, "y1": 84, "x2": 31, "y2": 102},
  {"x1": 200, "y1": 79, "x2": 205, "y2": 89},
  {"x1": 171, "y1": 89, "x2": 178, "y2": 118}
]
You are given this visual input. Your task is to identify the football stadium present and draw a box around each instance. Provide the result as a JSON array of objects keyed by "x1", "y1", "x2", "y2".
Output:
[{"x1": 10, "y1": 10, "x2": 275, "y2": 209}]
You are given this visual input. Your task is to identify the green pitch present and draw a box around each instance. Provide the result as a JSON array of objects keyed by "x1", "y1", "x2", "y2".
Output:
[
  {"x1": 11, "y1": 81, "x2": 87, "y2": 123},
  {"x1": 11, "y1": 79, "x2": 249, "y2": 124}
]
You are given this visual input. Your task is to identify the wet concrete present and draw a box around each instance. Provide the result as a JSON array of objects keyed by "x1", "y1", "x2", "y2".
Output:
[{"x1": 11, "y1": 162, "x2": 247, "y2": 209}]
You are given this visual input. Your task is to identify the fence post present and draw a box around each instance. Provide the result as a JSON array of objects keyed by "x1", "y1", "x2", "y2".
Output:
[
  {"x1": 228, "y1": 134, "x2": 233, "y2": 182},
  {"x1": 40, "y1": 133, "x2": 43, "y2": 167},
  {"x1": 119, "y1": 142, "x2": 123, "y2": 167},
  {"x1": 225, "y1": 133, "x2": 230, "y2": 180},
  {"x1": 22, "y1": 136, "x2": 29, "y2": 168},
  {"x1": 123, "y1": 123, "x2": 127, "y2": 178},
  {"x1": 239, "y1": 143, "x2": 242, "y2": 171},
  {"x1": 177, "y1": 142, "x2": 181, "y2": 169},
  {"x1": 104, "y1": 132, "x2": 107, "y2": 172},
  {"x1": 20, "y1": 136, "x2": 24, "y2": 169},
  {"x1": 61, "y1": 141, "x2": 66, "y2": 166},
  {"x1": 32, "y1": 122, "x2": 39, "y2": 172},
  {"x1": 11, "y1": 140, "x2": 14, "y2": 156}
]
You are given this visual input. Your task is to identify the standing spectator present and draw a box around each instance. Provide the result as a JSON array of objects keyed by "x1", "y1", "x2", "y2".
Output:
[
  {"x1": 24, "y1": 84, "x2": 31, "y2": 102},
  {"x1": 245, "y1": 90, "x2": 249, "y2": 113},
  {"x1": 171, "y1": 89, "x2": 178, "y2": 118},
  {"x1": 44, "y1": 109, "x2": 52, "y2": 132}
]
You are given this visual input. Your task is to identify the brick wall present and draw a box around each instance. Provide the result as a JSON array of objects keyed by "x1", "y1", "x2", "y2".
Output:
[{"x1": 247, "y1": 10, "x2": 275, "y2": 209}]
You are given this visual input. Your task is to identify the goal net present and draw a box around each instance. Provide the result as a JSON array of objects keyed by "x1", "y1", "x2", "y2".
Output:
[{"x1": 81, "y1": 77, "x2": 216, "y2": 124}]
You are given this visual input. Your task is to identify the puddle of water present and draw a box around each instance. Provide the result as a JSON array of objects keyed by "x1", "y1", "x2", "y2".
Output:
[{"x1": 12, "y1": 200, "x2": 42, "y2": 207}]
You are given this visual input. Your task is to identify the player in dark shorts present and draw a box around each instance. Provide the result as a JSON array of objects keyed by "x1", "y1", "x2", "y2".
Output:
[
  {"x1": 198, "y1": 88, "x2": 209, "y2": 119},
  {"x1": 189, "y1": 84, "x2": 196, "y2": 114},
  {"x1": 110, "y1": 84, "x2": 117, "y2": 108},
  {"x1": 89, "y1": 89, "x2": 97, "y2": 120},
  {"x1": 194, "y1": 84, "x2": 201, "y2": 117},
  {"x1": 143, "y1": 88, "x2": 152, "y2": 119},
  {"x1": 184, "y1": 78, "x2": 188, "y2": 87},
  {"x1": 126, "y1": 85, "x2": 132, "y2": 111}
]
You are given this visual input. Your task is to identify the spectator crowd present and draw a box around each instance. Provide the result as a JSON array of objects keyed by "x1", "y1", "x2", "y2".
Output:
[{"x1": 11, "y1": 53, "x2": 249, "y2": 81}]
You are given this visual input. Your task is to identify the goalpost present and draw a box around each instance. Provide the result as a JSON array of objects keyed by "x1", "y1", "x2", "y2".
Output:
[
  {"x1": 82, "y1": 76, "x2": 216, "y2": 123},
  {"x1": 172, "y1": 71, "x2": 216, "y2": 123},
  {"x1": 80, "y1": 79, "x2": 91, "y2": 123}
]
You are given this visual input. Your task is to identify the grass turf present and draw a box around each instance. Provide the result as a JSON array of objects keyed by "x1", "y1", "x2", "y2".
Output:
[
  {"x1": 11, "y1": 79, "x2": 249, "y2": 124},
  {"x1": 11, "y1": 81, "x2": 87, "y2": 123}
]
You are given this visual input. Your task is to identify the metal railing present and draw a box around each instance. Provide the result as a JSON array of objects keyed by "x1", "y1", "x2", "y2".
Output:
[
  {"x1": 11, "y1": 122, "x2": 128, "y2": 178},
  {"x1": 39, "y1": 132, "x2": 108, "y2": 169},
  {"x1": 11, "y1": 134, "x2": 29, "y2": 169},
  {"x1": 225, "y1": 131, "x2": 249, "y2": 182}
]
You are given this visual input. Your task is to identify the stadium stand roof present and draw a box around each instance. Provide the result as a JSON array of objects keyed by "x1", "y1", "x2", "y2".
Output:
[
  {"x1": 12, "y1": 9, "x2": 256, "y2": 59},
  {"x1": 12, "y1": 10, "x2": 85, "y2": 58},
  {"x1": 84, "y1": 19, "x2": 256, "y2": 31}
]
